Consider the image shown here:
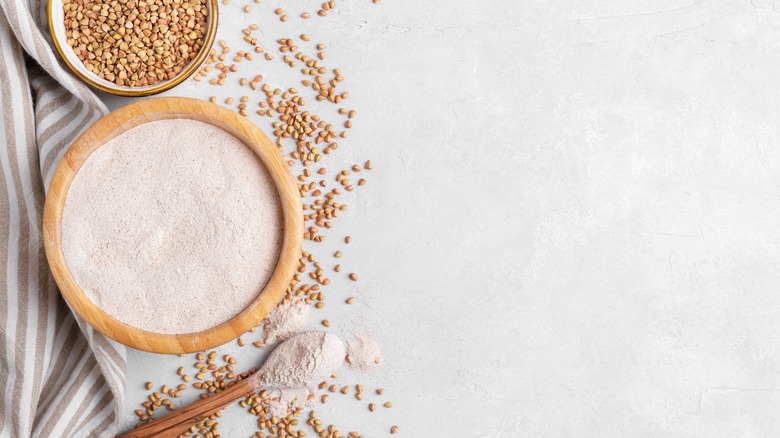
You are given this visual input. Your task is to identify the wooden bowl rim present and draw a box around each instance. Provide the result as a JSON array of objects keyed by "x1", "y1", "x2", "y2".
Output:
[
  {"x1": 42, "y1": 97, "x2": 303, "y2": 353},
  {"x1": 47, "y1": 0, "x2": 218, "y2": 97}
]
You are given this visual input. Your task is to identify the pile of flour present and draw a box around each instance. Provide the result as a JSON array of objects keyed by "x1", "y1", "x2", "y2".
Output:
[
  {"x1": 257, "y1": 324, "x2": 384, "y2": 415},
  {"x1": 267, "y1": 387, "x2": 317, "y2": 418},
  {"x1": 346, "y1": 333, "x2": 383, "y2": 371},
  {"x1": 262, "y1": 301, "x2": 311, "y2": 345},
  {"x1": 258, "y1": 331, "x2": 345, "y2": 389},
  {"x1": 257, "y1": 331, "x2": 345, "y2": 417},
  {"x1": 61, "y1": 119, "x2": 283, "y2": 334}
]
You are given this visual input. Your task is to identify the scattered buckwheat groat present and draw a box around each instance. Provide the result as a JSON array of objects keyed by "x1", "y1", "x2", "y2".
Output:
[{"x1": 130, "y1": 1, "x2": 398, "y2": 435}]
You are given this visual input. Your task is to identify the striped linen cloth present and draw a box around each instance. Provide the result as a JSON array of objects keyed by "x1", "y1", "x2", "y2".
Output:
[{"x1": 0, "y1": 0, "x2": 126, "y2": 434}]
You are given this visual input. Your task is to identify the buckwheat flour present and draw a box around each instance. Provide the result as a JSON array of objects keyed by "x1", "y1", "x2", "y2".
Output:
[
  {"x1": 263, "y1": 300, "x2": 311, "y2": 345},
  {"x1": 346, "y1": 334, "x2": 383, "y2": 372},
  {"x1": 61, "y1": 118, "x2": 282, "y2": 334},
  {"x1": 256, "y1": 331, "x2": 345, "y2": 390},
  {"x1": 267, "y1": 387, "x2": 317, "y2": 418}
]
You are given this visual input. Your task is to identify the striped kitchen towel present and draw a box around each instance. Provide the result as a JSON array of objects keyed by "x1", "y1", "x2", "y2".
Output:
[{"x1": 0, "y1": 0, "x2": 126, "y2": 434}]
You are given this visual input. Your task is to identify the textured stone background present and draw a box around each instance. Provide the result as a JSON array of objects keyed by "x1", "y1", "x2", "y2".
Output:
[{"x1": 113, "y1": 0, "x2": 780, "y2": 435}]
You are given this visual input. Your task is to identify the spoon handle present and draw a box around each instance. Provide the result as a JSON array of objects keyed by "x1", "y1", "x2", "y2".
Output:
[{"x1": 117, "y1": 376, "x2": 259, "y2": 438}]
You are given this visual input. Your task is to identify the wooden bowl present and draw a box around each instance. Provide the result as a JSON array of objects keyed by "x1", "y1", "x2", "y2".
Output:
[
  {"x1": 42, "y1": 97, "x2": 303, "y2": 354},
  {"x1": 48, "y1": 0, "x2": 218, "y2": 97}
]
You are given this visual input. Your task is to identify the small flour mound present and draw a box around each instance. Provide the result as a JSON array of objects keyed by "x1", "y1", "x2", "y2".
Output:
[
  {"x1": 264, "y1": 301, "x2": 310, "y2": 345},
  {"x1": 267, "y1": 387, "x2": 317, "y2": 418},
  {"x1": 346, "y1": 334, "x2": 383, "y2": 372},
  {"x1": 257, "y1": 331, "x2": 346, "y2": 390}
]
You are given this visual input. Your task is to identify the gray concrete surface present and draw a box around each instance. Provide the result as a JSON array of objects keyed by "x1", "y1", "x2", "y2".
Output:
[{"x1": 113, "y1": 0, "x2": 780, "y2": 436}]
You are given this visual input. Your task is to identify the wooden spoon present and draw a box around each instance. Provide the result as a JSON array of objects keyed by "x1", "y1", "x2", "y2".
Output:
[{"x1": 118, "y1": 331, "x2": 345, "y2": 438}]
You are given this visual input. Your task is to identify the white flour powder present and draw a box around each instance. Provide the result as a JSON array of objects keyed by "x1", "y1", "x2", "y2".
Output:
[
  {"x1": 346, "y1": 334, "x2": 383, "y2": 372},
  {"x1": 262, "y1": 301, "x2": 311, "y2": 345},
  {"x1": 61, "y1": 119, "x2": 282, "y2": 334},
  {"x1": 267, "y1": 387, "x2": 317, "y2": 418},
  {"x1": 257, "y1": 331, "x2": 345, "y2": 390}
]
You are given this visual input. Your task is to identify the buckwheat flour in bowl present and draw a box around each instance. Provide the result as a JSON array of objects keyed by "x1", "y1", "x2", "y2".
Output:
[{"x1": 60, "y1": 118, "x2": 283, "y2": 335}]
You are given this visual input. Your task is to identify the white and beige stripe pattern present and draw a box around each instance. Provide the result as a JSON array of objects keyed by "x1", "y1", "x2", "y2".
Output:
[{"x1": 0, "y1": 0, "x2": 126, "y2": 435}]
